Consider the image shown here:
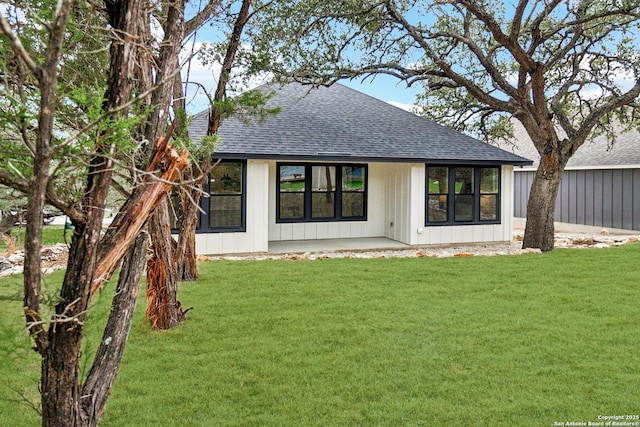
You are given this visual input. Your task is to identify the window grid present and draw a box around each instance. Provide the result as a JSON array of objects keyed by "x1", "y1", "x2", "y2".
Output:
[
  {"x1": 277, "y1": 163, "x2": 368, "y2": 223},
  {"x1": 426, "y1": 165, "x2": 501, "y2": 226},
  {"x1": 206, "y1": 160, "x2": 247, "y2": 233}
]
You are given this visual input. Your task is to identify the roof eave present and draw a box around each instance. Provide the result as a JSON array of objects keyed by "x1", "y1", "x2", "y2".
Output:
[{"x1": 212, "y1": 152, "x2": 534, "y2": 166}]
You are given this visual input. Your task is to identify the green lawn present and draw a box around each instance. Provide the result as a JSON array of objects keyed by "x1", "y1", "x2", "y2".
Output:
[
  {"x1": 1, "y1": 244, "x2": 639, "y2": 426},
  {"x1": 0, "y1": 225, "x2": 69, "y2": 249}
]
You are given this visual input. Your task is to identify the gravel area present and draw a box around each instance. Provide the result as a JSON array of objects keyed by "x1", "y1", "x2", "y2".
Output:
[{"x1": 203, "y1": 229, "x2": 639, "y2": 261}]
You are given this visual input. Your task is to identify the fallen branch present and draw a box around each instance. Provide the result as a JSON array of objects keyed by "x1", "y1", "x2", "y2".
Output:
[{"x1": 91, "y1": 125, "x2": 190, "y2": 296}]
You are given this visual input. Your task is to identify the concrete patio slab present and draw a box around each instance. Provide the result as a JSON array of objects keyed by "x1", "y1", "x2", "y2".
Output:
[{"x1": 268, "y1": 237, "x2": 409, "y2": 254}]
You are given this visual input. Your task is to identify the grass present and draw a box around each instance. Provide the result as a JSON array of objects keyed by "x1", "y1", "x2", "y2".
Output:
[
  {"x1": 0, "y1": 225, "x2": 69, "y2": 250},
  {"x1": 1, "y1": 244, "x2": 639, "y2": 426}
]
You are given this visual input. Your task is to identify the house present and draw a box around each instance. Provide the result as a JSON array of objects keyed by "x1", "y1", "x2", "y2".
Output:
[
  {"x1": 502, "y1": 121, "x2": 640, "y2": 231},
  {"x1": 188, "y1": 82, "x2": 532, "y2": 255}
]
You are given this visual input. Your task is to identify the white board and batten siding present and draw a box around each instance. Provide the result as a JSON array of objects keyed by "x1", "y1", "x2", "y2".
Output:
[
  {"x1": 268, "y1": 161, "x2": 515, "y2": 246},
  {"x1": 195, "y1": 160, "x2": 269, "y2": 255},
  {"x1": 383, "y1": 162, "x2": 414, "y2": 244},
  {"x1": 404, "y1": 164, "x2": 515, "y2": 246}
]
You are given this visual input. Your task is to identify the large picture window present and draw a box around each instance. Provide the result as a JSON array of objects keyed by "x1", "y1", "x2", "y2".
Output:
[
  {"x1": 277, "y1": 163, "x2": 367, "y2": 223},
  {"x1": 209, "y1": 161, "x2": 245, "y2": 231},
  {"x1": 426, "y1": 165, "x2": 500, "y2": 225}
]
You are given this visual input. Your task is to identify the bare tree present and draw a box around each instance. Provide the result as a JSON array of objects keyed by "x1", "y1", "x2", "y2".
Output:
[{"x1": 248, "y1": 0, "x2": 640, "y2": 251}]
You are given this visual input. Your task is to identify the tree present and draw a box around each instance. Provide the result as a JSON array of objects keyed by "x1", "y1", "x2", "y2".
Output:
[
  {"x1": 160, "y1": 0, "x2": 278, "y2": 289},
  {"x1": 172, "y1": 0, "x2": 253, "y2": 284},
  {"x1": 1, "y1": 0, "x2": 274, "y2": 420},
  {"x1": 247, "y1": 0, "x2": 640, "y2": 251},
  {"x1": 140, "y1": 0, "x2": 195, "y2": 330},
  {"x1": 142, "y1": 0, "x2": 257, "y2": 329},
  {"x1": 0, "y1": 0, "x2": 191, "y2": 424}
]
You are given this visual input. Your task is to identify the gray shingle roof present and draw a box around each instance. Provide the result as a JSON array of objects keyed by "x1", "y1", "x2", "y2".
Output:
[
  {"x1": 189, "y1": 82, "x2": 532, "y2": 165},
  {"x1": 497, "y1": 120, "x2": 640, "y2": 170}
]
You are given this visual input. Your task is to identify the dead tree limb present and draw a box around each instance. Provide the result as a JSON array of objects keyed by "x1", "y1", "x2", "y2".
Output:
[{"x1": 92, "y1": 125, "x2": 190, "y2": 296}]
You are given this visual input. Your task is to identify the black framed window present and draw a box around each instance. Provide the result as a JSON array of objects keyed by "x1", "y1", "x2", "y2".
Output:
[
  {"x1": 341, "y1": 166, "x2": 366, "y2": 218},
  {"x1": 479, "y1": 167, "x2": 499, "y2": 221},
  {"x1": 208, "y1": 161, "x2": 246, "y2": 232},
  {"x1": 454, "y1": 167, "x2": 474, "y2": 222},
  {"x1": 426, "y1": 165, "x2": 500, "y2": 225},
  {"x1": 277, "y1": 163, "x2": 367, "y2": 223},
  {"x1": 427, "y1": 167, "x2": 449, "y2": 222}
]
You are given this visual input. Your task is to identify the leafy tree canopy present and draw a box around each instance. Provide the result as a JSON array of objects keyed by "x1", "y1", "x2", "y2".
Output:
[{"x1": 248, "y1": 0, "x2": 640, "y2": 142}]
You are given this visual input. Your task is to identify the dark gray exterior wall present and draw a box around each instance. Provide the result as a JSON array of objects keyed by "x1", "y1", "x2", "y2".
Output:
[{"x1": 514, "y1": 168, "x2": 640, "y2": 231}]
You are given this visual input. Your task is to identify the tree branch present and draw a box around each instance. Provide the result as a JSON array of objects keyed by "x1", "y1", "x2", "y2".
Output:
[
  {"x1": 509, "y1": 0, "x2": 528, "y2": 41},
  {"x1": 208, "y1": 0, "x2": 252, "y2": 134},
  {"x1": 574, "y1": 79, "x2": 640, "y2": 144},
  {"x1": 0, "y1": 13, "x2": 41, "y2": 78},
  {"x1": 0, "y1": 169, "x2": 30, "y2": 194},
  {"x1": 429, "y1": 29, "x2": 520, "y2": 100},
  {"x1": 184, "y1": 0, "x2": 223, "y2": 39},
  {"x1": 383, "y1": 0, "x2": 513, "y2": 113},
  {"x1": 545, "y1": 24, "x2": 583, "y2": 70},
  {"x1": 92, "y1": 124, "x2": 190, "y2": 295},
  {"x1": 526, "y1": 0, "x2": 563, "y2": 54},
  {"x1": 23, "y1": 0, "x2": 74, "y2": 356},
  {"x1": 458, "y1": 0, "x2": 536, "y2": 70}
]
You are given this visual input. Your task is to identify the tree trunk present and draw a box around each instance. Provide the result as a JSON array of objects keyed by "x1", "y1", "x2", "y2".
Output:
[
  {"x1": 80, "y1": 232, "x2": 148, "y2": 426},
  {"x1": 41, "y1": 186, "x2": 110, "y2": 426},
  {"x1": 175, "y1": 183, "x2": 200, "y2": 281},
  {"x1": 40, "y1": 323, "x2": 83, "y2": 426},
  {"x1": 38, "y1": 0, "x2": 143, "y2": 424},
  {"x1": 175, "y1": 157, "x2": 210, "y2": 281},
  {"x1": 171, "y1": 77, "x2": 199, "y2": 281},
  {"x1": 146, "y1": 198, "x2": 185, "y2": 329},
  {"x1": 141, "y1": 0, "x2": 187, "y2": 329},
  {"x1": 522, "y1": 152, "x2": 566, "y2": 252}
]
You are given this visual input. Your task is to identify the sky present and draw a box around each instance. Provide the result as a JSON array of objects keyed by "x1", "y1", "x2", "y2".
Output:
[
  {"x1": 180, "y1": 47, "x2": 424, "y2": 115},
  {"x1": 179, "y1": 0, "x2": 426, "y2": 115}
]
